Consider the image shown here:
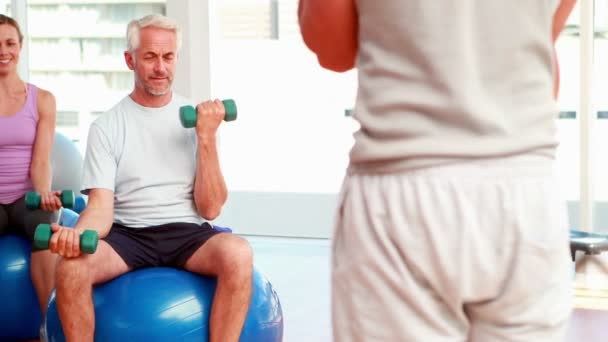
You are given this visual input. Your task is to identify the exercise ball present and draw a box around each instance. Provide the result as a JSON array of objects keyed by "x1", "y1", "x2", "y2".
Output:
[
  {"x1": 51, "y1": 132, "x2": 82, "y2": 196},
  {"x1": 59, "y1": 208, "x2": 80, "y2": 227},
  {"x1": 73, "y1": 195, "x2": 87, "y2": 214},
  {"x1": 0, "y1": 213, "x2": 80, "y2": 340},
  {"x1": 45, "y1": 267, "x2": 283, "y2": 341},
  {"x1": 0, "y1": 235, "x2": 42, "y2": 341},
  {"x1": 0, "y1": 133, "x2": 83, "y2": 340}
]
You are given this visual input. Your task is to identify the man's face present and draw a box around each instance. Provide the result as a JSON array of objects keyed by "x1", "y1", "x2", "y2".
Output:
[{"x1": 128, "y1": 26, "x2": 177, "y2": 96}]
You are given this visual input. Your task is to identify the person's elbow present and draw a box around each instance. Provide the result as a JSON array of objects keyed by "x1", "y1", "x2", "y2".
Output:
[
  {"x1": 317, "y1": 52, "x2": 356, "y2": 72},
  {"x1": 298, "y1": 0, "x2": 358, "y2": 72},
  {"x1": 199, "y1": 206, "x2": 221, "y2": 221},
  {"x1": 301, "y1": 34, "x2": 357, "y2": 72},
  {"x1": 195, "y1": 201, "x2": 222, "y2": 221}
]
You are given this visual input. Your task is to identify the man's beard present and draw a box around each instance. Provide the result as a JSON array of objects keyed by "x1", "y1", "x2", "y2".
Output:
[{"x1": 136, "y1": 75, "x2": 173, "y2": 96}]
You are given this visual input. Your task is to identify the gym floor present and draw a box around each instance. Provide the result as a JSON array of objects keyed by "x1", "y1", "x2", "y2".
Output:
[
  {"x1": 248, "y1": 236, "x2": 608, "y2": 342},
  {"x1": 248, "y1": 236, "x2": 331, "y2": 342}
]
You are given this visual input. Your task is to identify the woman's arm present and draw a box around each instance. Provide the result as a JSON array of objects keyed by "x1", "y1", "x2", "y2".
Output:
[{"x1": 30, "y1": 88, "x2": 61, "y2": 210}]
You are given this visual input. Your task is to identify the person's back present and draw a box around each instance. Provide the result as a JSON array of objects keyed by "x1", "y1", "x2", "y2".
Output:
[
  {"x1": 299, "y1": 1, "x2": 577, "y2": 341},
  {"x1": 351, "y1": 0, "x2": 559, "y2": 173}
]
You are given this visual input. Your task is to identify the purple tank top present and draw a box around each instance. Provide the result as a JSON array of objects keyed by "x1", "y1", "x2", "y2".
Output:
[{"x1": 0, "y1": 83, "x2": 38, "y2": 204}]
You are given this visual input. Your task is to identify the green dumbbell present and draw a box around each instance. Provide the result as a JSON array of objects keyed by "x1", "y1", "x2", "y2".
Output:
[
  {"x1": 34, "y1": 223, "x2": 99, "y2": 254},
  {"x1": 179, "y1": 99, "x2": 238, "y2": 128},
  {"x1": 25, "y1": 190, "x2": 75, "y2": 210}
]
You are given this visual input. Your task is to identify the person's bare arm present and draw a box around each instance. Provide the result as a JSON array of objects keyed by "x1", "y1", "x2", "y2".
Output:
[
  {"x1": 553, "y1": 0, "x2": 577, "y2": 41},
  {"x1": 298, "y1": 0, "x2": 358, "y2": 72},
  {"x1": 30, "y1": 88, "x2": 62, "y2": 211},
  {"x1": 193, "y1": 100, "x2": 228, "y2": 221},
  {"x1": 50, "y1": 188, "x2": 114, "y2": 258},
  {"x1": 552, "y1": 0, "x2": 578, "y2": 98}
]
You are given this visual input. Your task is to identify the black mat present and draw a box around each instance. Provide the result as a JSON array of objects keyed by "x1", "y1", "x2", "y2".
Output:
[{"x1": 570, "y1": 230, "x2": 608, "y2": 261}]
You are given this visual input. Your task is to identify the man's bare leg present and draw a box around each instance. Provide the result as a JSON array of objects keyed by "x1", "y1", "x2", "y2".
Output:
[
  {"x1": 54, "y1": 241, "x2": 130, "y2": 342},
  {"x1": 184, "y1": 234, "x2": 253, "y2": 342}
]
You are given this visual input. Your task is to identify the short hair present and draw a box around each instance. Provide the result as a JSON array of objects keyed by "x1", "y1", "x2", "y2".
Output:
[
  {"x1": 0, "y1": 14, "x2": 23, "y2": 43},
  {"x1": 126, "y1": 14, "x2": 182, "y2": 53}
]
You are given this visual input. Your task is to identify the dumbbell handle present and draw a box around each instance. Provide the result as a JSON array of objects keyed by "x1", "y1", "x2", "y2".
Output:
[
  {"x1": 34, "y1": 224, "x2": 99, "y2": 254},
  {"x1": 25, "y1": 190, "x2": 75, "y2": 210},
  {"x1": 179, "y1": 99, "x2": 237, "y2": 128}
]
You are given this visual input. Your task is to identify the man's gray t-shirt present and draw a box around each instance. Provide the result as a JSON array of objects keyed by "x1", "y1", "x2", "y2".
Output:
[{"x1": 81, "y1": 94, "x2": 203, "y2": 227}]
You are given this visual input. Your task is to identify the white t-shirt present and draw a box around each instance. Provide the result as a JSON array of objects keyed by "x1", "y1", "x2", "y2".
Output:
[
  {"x1": 349, "y1": 0, "x2": 561, "y2": 173},
  {"x1": 81, "y1": 94, "x2": 203, "y2": 227}
]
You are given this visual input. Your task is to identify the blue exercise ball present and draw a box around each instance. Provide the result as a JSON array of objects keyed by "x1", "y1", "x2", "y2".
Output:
[
  {"x1": 0, "y1": 133, "x2": 82, "y2": 341},
  {"x1": 73, "y1": 195, "x2": 87, "y2": 214},
  {"x1": 0, "y1": 214, "x2": 80, "y2": 341},
  {"x1": 59, "y1": 208, "x2": 80, "y2": 228},
  {"x1": 45, "y1": 267, "x2": 283, "y2": 341},
  {"x1": 0, "y1": 235, "x2": 42, "y2": 341}
]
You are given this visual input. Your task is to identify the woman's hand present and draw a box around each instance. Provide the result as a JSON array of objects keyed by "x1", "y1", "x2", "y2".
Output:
[{"x1": 39, "y1": 191, "x2": 63, "y2": 212}]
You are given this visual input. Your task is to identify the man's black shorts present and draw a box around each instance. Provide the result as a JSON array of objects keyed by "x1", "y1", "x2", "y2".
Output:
[{"x1": 104, "y1": 222, "x2": 222, "y2": 269}]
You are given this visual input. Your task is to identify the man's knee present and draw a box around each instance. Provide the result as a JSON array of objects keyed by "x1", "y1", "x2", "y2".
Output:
[
  {"x1": 55, "y1": 257, "x2": 91, "y2": 287},
  {"x1": 220, "y1": 237, "x2": 253, "y2": 278},
  {"x1": 233, "y1": 237, "x2": 253, "y2": 269}
]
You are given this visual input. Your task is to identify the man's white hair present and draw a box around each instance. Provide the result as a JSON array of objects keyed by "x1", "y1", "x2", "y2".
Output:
[{"x1": 126, "y1": 14, "x2": 182, "y2": 53}]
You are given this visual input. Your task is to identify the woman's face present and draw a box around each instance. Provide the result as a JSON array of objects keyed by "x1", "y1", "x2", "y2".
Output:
[{"x1": 0, "y1": 23, "x2": 21, "y2": 76}]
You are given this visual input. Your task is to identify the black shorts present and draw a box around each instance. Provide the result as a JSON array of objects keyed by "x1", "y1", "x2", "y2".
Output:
[
  {"x1": 0, "y1": 195, "x2": 60, "y2": 250},
  {"x1": 104, "y1": 222, "x2": 222, "y2": 269}
]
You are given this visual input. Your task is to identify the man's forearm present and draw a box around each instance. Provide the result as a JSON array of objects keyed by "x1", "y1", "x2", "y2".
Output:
[
  {"x1": 194, "y1": 136, "x2": 228, "y2": 220},
  {"x1": 75, "y1": 207, "x2": 113, "y2": 238}
]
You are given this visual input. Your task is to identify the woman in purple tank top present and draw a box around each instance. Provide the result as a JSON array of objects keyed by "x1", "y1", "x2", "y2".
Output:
[{"x1": 0, "y1": 14, "x2": 63, "y2": 340}]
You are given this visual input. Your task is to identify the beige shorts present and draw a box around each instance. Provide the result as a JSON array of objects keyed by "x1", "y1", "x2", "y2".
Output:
[{"x1": 332, "y1": 159, "x2": 572, "y2": 341}]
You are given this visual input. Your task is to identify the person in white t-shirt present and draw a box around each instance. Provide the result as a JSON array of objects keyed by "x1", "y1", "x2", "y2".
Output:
[
  {"x1": 48, "y1": 14, "x2": 252, "y2": 342},
  {"x1": 299, "y1": 0, "x2": 577, "y2": 341}
]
